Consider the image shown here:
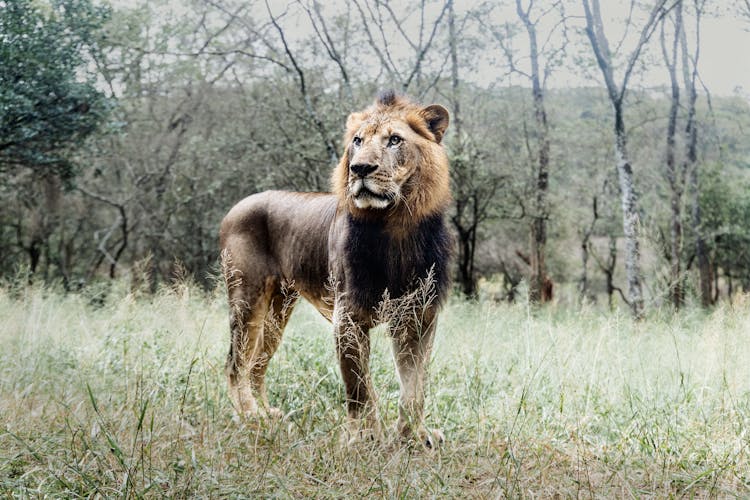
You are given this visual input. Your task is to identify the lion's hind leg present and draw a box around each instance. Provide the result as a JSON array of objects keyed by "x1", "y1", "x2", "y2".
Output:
[
  {"x1": 250, "y1": 279, "x2": 298, "y2": 418},
  {"x1": 225, "y1": 281, "x2": 268, "y2": 418},
  {"x1": 223, "y1": 249, "x2": 295, "y2": 420}
]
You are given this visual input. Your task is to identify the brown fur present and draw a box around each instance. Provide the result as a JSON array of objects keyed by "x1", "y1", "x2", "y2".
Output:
[
  {"x1": 331, "y1": 95, "x2": 451, "y2": 227},
  {"x1": 219, "y1": 93, "x2": 452, "y2": 448}
]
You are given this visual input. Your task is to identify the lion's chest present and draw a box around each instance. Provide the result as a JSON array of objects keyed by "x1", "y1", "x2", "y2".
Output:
[{"x1": 342, "y1": 214, "x2": 451, "y2": 311}]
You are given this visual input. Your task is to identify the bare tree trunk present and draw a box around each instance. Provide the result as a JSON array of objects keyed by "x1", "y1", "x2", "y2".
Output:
[
  {"x1": 457, "y1": 226, "x2": 477, "y2": 297},
  {"x1": 581, "y1": 0, "x2": 666, "y2": 318},
  {"x1": 579, "y1": 196, "x2": 599, "y2": 302},
  {"x1": 516, "y1": 0, "x2": 551, "y2": 305},
  {"x1": 613, "y1": 109, "x2": 645, "y2": 316},
  {"x1": 661, "y1": 4, "x2": 684, "y2": 308},
  {"x1": 448, "y1": 0, "x2": 462, "y2": 141},
  {"x1": 591, "y1": 233, "x2": 629, "y2": 311},
  {"x1": 689, "y1": 153, "x2": 712, "y2": 306},
  {"x1": 601, "y1": 235, "x2": 622, "y2": 310},
  {"x1": 580, "y1": 236, "x2": 590, "y2": 299},
  {"x1": 448, "y1": 0, "x2": 476, "y2": 299},
  {"x1": 28, "y1": 239, "x2": 42, "y2": 277},
  {"x1": 681, "y1": 0, "x2": 712, "y2": 306},
  {"x1": 78, "y1": 186, "x2": 130, "y2": 280}
]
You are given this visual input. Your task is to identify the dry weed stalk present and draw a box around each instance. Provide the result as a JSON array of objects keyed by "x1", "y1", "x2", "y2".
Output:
[{"x1": 375, "y1": 266, "x2": 439, "y2": 342}]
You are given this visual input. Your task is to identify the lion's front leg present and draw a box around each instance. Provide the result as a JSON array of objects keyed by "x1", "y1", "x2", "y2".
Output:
[
  {"x1": 392, "y1": 316, "x2": 443, "y2": 449},
  {"x1": 333, "y1": 309, "x2": 380, "y2": 443}
]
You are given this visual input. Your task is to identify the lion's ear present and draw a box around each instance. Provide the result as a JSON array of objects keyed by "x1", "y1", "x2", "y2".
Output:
[{"x1": 419, "y1": 105, "x2": 450, "y2": 144}]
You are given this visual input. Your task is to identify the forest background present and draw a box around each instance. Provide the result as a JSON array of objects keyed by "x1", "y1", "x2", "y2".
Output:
[{"x1": 2, "y1": 0, "x2": 750, "y2": 314}]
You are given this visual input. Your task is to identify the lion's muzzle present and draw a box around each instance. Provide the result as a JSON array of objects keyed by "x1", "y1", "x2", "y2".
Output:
[{"x1": 350, "y1": 178, "x2": 394, "y2": 210}]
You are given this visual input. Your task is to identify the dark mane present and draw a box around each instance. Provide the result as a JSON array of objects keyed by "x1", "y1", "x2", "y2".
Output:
[
  {"x1": 344, "y1": 213, "x2": 453, "y2": 311},
  {"x1": 377, "y1": 89, "x2": 398, "y2": 106}
]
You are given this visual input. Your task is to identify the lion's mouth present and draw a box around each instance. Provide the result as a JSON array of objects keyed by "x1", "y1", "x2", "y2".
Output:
[
  {"x1": 357, "y1": 187, "x2": 391, "y2": 201},
  {"x1": 351, "y1": 180, "x2": 395, "y2": 209}
]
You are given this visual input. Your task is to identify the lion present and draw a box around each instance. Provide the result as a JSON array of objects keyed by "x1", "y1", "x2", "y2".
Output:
[{"x1": 219, "y1": 91, "x2": 453, "y2": 448}]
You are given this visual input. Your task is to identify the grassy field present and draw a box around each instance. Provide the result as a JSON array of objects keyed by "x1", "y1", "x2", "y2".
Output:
[{"x1": 1, "y1": 282, "x2": 749, "y2": 497}]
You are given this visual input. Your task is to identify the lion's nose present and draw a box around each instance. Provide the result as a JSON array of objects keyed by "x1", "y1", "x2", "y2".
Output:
[{"x1": 350, "y1": 163, "x2": 378, "y2": 178}]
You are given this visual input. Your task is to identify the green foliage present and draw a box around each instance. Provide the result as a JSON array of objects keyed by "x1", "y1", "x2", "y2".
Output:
[
  {"x1": 0, "y1": 0, "x2": 110, "y2": 180},
  {"x1": 700, "y1": 164, "x2": 750, "y2": 289}
]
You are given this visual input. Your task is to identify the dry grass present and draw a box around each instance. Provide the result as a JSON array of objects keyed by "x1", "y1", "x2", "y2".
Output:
[{"x1": 1, "y1": 281, "x2": 750, "y2": 497}]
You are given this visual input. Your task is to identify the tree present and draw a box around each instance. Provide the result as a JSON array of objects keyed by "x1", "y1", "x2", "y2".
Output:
[
  {"x1": 659, "y1": 1, "x2": 685, "y2": 308},
  {"x1": 509, "y1": 0, "x2": 567, "y2": 304},
  {"x1": 585, "y1": 179, "x2": 630, "y2": 309},
  {"x1": 446, "y1": 1, "x2": 504, "y2": 298},
  {"x1": 515, "y1": 0, "x2": 553, "y2": 304},
  {"x1": 81, "y1": 0, "x2": 252, "y2": 287},
  {"x1": 681, "y1": 0, "x2": 711, "y2": 306},
  {"x1": 0, "y1": 0, "x2": 109, "y2": 180},
  {"x1": 699, "y1": 165, "x2": 750, "y2": 299},
  {"x1": 351, "y1": 0, "x2": 451, "y2": 95},
  {"x1": 581, "y1": 0, "x2": 669, "y2": 317},
  {"x1": 741, "y1": 0, "x2": 750, "y2": 20},
  {"x1": 478, "y1": 0, "x2": 567, "y2": 304},
  {"x1": 655, "y1": 0, "x2": 709, "y2": 308},
  {"x1": 0, "y1": 0, "x2": 110, "y2": 281}
]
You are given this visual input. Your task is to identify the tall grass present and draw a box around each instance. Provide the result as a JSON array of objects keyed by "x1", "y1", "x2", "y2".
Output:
[{"x1": 1, "y1": 282, "x2": 749, "y2": 496}]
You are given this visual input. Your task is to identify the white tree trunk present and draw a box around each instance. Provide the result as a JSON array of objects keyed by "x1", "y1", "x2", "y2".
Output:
[{"x1": 614, "y1": 122, "x2": 644, "y2": 317}]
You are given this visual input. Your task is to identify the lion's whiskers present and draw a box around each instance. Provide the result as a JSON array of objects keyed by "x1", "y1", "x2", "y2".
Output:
[{"x1": 399, "y1": 192, "x2": 414, "y2": 218}]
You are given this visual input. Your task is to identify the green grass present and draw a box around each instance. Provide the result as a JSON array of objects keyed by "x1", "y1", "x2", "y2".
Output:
[{"x1": 1, "y1": 282, "x2": 749, "y2": 497}]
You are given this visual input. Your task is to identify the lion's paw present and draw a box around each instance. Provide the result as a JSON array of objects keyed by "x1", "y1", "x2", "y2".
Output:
[
  {"x1": 263, "y1": 406, "x2": 284, "y2": 420},
  {"x1": 341, "y1": 419, "x2": 382, "y2": 447},
  {"x1": 345, "y1": 429, "x2": 380, "y2": 447},
  {"x1": 401, "y1": 426, "x2": 445, "y2": 450},
  {"x1": 232, "y1": 405, "x2": 284, "y2": 424},
  {"x1": 420, "y1": 428, "x2": 445, "y2": 450}
]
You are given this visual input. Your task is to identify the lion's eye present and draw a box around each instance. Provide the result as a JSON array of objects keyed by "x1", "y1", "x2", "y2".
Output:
[
  {"x1": 387, "y1": 135, "x2": 402, "y2": 147},
  {"x1": 352, "y1": 136, "x2": 362, "y2": 147}
]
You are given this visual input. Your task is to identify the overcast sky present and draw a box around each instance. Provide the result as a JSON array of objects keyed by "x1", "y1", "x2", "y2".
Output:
[
  {"x1": 474, "y1": 1, "x2": 750, "y2": 96},
  {"x1": 695, "y1": 14, "x2": 749, "y2": 95},
  {"x1": 109, "y1": 0, "x2": 750, "y2": 97}
]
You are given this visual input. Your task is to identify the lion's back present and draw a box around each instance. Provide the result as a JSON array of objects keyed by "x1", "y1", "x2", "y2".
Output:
[{"x1": 220, "y1": 190, "x2": 339, "y2": 298}]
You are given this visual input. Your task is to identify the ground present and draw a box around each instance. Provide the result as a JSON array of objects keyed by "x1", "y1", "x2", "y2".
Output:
[{"x1": 1, "y1": 281, "x2": 749, "y2": 497}]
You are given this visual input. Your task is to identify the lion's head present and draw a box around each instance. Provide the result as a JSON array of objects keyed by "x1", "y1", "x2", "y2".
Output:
[{"x1": 332, "y1": 91, "x2": 451, "y2": 220}]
